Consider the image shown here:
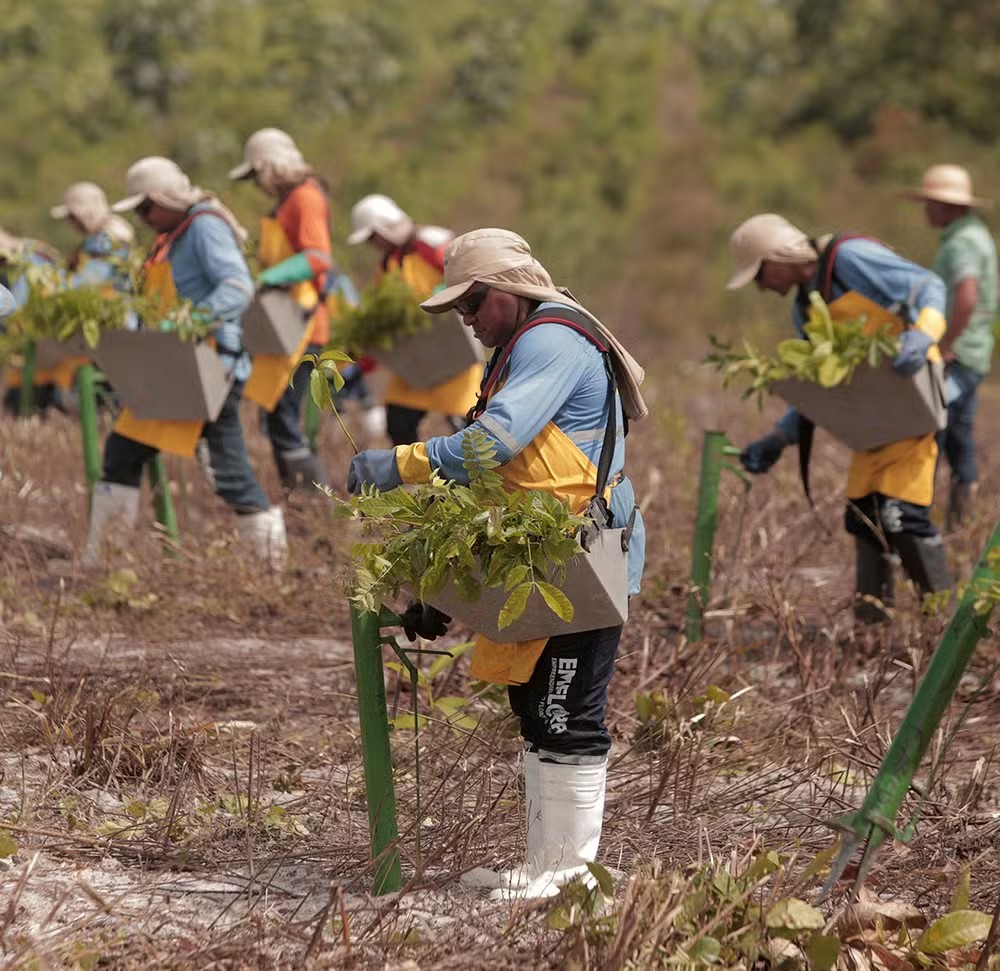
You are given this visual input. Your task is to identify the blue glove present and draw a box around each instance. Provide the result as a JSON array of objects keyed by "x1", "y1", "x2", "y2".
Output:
[
  {"x1": 893, "y1": 329, "x2": 934, "y2": 376},
  {"x1": 740, "y1": 430, "x2": 790, "y2": 474},
  {"x1": 347, "y1": 449, "x2": 402, "y2": 494}
]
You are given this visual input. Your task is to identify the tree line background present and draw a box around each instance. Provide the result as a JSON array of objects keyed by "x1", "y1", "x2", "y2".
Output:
[{"x1": 3, "y1": 0, "x2": 998, "y2": 350}]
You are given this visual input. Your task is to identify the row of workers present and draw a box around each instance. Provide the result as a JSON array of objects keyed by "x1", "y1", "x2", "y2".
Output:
[
  {"x1": 732, "y1": 164, "x2": 997, "y2": 622},
  {"x1": 0, "y1": 128, "x2": 485, "y2": 567}
]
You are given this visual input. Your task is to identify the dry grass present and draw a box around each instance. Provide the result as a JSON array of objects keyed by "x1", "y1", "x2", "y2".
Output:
[{"x1": 2, "y1": 366, "x2": 1000, "y2": 968}]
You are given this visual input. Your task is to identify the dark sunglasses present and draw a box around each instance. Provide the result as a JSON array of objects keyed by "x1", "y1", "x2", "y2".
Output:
[{"x1": 455, "y1": 284, "x2": 488, "y2": 317}]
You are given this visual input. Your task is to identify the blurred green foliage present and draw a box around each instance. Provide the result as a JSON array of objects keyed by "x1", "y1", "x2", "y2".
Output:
[{"x1": 0, "y1": 0, "x2": 997, "y2": 345}]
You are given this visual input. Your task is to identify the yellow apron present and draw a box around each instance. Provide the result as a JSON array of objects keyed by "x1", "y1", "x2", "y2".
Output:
[
  {"x1": 243, "y1": 217, "x2": 316, "y2": 411},
  {"x1": 396, "y1": 373, "x2": 612, "y2": 686},
  {"x1": 829, "y1": 291, "x2": 942, "y2": 507},
  {"x1": 111, "y1": 260, "x2": 203, "y2": 457},
  {"x1": 382, "y1": 250, "x2": 482, "y2": 415}
]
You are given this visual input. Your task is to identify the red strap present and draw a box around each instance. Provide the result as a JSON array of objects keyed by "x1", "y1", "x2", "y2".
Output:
[{"x1": 472, "y1": 314, "x2": 608, "y2": 419}]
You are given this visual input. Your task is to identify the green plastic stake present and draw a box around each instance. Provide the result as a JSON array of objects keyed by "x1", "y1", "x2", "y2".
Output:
[
  {"x1": 146, "y1": 455, "x2": 179, "y2": 547},
  {"x1": 76, "y1": 364, "x2": 101, "y2": 498},
  {"x1": 824, "y1": 520, "x2": 1000, "y2": 896},
  {"x1": 687, "y1": 431, "x2": 744, "y2": 642},
  {"x1": 352, "y1": 605, "x2": 403, "y2": 894},
  {"x1": 19, "y1": 339, "x2": 37, "y2": 417}
]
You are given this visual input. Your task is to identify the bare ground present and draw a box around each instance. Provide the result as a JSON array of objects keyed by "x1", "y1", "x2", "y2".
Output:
[{"x1": 2, "y1": 370, "x2": 999, "y2": 968}]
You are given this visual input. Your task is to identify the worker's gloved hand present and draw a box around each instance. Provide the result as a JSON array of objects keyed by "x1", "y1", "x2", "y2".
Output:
[
  {"x1": 892, "y1": 329, "x2": 935, "y2": 376},
  {"x1": 257, "y1": 251, "x2": 315, "y2": 288},
  {"x1": 347, "y1": 448, "x2": 401, "y2": 494},
  {"x1": 740, "y1": 430, "x2": 790, "y2": 474},
  {"x1": 400, "y1": 601, "x2": 451, "y2": 642}
]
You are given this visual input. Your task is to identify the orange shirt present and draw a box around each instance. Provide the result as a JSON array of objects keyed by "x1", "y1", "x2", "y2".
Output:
[{"x1": 274, "y1": 178, "x2": 334, "y2": 345}]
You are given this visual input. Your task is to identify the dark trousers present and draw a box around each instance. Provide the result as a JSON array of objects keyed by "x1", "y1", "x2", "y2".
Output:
[
  {"x1": 386, "y1": 404, "x2": 466, "y2": 447},
  {"x1": 102, "y1": 381, "x2": 269, "y2": 514},
  {"x1": 844, "y1": 493, "x2": 938, "y2": 542},
  {"x1": 936, "y1": 361, "x2": 983, "y2": 486},
  {"x1": 266, "y1": 343, "x2": 320, "y2": 461},
  {"x1": 508, "y1": 625, "x2": 622, "y2": 762}
]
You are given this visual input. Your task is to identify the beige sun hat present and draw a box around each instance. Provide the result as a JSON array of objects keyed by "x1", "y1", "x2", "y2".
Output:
[
  {"x1": 900, "y1": 164, "x2": 991, "y2": 208},
  {"x1": 111, "y1": 157, "x2": 195, "y2": 212},
  {"x1": 50, "y1": 182, "x2": 111, "y2": 234},
  {"x1": 726, "y1": 213, "x2": 817, "y2": 290},
  {"x1": 420, "y1": 227, "x2": 649, "y2": 420},
  {"x1": 228, "y1": 127, "x2": 303, "y2": 181}
]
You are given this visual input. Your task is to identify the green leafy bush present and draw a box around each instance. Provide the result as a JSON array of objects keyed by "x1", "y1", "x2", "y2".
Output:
[
  {"x1": 339, "y1": 428, "x2": 587, "y2": 630},
  {"x1": 329, "y1": 272, "x2": 434, "y2": 353},
  {"x1": 706, "y1": 292, "x2": 900, "y2": 405}
]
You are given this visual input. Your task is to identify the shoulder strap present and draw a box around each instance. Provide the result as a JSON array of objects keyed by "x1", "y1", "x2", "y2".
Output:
[{"x1": 468, "y1": 307, "x2": 619, "y2": 521}]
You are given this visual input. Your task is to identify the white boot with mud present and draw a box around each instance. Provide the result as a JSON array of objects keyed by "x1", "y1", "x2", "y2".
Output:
[
  {"x1": 237, "y1": 506, "x2": 288, "y2": 571},
  {"x1": 462, "y1": 751, "x2": 541, "y2": 890},
  {"x1": 81, "y1": 482, "x2": 141, "y2": 567},
  {"x1": 490, "y1": 757, "x2": 607, "y2": 901}
]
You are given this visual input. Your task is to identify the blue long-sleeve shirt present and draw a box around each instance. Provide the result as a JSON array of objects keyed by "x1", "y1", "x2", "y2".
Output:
[
  {"x1": 168, "y1": 203, "x2": 254, "y2": 381},
  {"x1": 421, "y1": 301, "x2": 645, "y2": 595},
  {"x1": 777, "y1": 237, "x2": 948, "y2": 440},
  {"x1": 70, "y1": 230, "x2": 131, "y2": 292}
]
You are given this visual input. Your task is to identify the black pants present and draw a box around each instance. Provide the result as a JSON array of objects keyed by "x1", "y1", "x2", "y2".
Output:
[
  {"x1": 844, "y1": 493, "x2": 937, "y2": 541},
  {"x1": 265, "y1": 343, "x2": 320, "y2": 463},
  {"x1": 508, "y1": 625, "x2": 622, "y2": 762},
  {"x1": 386, "y1": 404, "x2": 466, "y2": 447},
  {"x1": 102, "y1": 381, "x2": 269, "y2": 514}
]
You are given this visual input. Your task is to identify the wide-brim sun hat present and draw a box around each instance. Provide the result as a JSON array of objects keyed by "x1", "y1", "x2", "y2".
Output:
[
  {"x1": 725, "y1": 213, "x2": 815, "y2": 290},
  {"x1": 900, "y1": 164, "x2": 991, "y2": 208},
  {"x1": 228, "y1": 127, "x2": 301, "y2": 180},
  {"x1": 420, "y1": 228, "x2": 540, "y2": 312}
]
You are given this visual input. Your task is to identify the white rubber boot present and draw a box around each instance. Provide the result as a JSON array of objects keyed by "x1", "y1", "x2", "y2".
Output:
[
  {"x1": 361, "y1": 405, "x2": 387, "y2": 439},
  {"x1": 490, "y1": 758, "x2": 607, "y2": 901},
  {"x1": 462, "y1": 751, "x2": 540, "y2": 890},
  {"x1": 237, "y1": 506, "x2": 288, "y2": 571},
  {"x1": 81, "y1": 482, "x2": 141, "y2": 567}
]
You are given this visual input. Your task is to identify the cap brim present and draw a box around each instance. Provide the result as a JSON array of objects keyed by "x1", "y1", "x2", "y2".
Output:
[
  {"x1": 346, "y1": 226, "x2": 373, "y2": 245},
  {"x1": 0, "y1": 283, "x2": 16, "y2": 317},
  {"x1": 725, "y1": 261, "x2": 760, "y2": 290},
  {"x1": 420, "y1": 280, "x2": 476, "y2": 313},
  {"x1": 111, "y1": 193, "x2": 145, "y2": 213},
  {"x1": 228, "y1": 161, "x2": 254, "y2": 181},
  {"x1": 49, "y1": 204, "x2": 70, "y2": 220}
]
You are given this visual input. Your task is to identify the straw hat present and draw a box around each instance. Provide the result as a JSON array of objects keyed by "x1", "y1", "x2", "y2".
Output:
[
  {"x1": 726, "y1": 214, "x2": 816, "y2": 290},
  {"x1": 900, "y1": 164, "x2": 991, "y2": 208}
]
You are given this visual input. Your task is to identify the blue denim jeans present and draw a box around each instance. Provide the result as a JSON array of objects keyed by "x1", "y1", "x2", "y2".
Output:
[
  {"x1": 936, "y1": 360, "x2": 983, "y2": 485},
  {"x1": 265, "y1": 343, "x2": 320, "y2": 461},
  {"x1": 102, "y1": 380, "x2": 269, "y2": 514}
]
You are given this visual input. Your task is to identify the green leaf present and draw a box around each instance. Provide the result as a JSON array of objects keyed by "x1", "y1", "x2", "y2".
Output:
[
  {"x1": 744, "y1": 849, "x2": 782, "y2": 883},
  {"x1": 817, "y1": 354, "x2": 849, "y2": 388},
  {"x1": 766, "y1": 898, "x2": 825, "y2": 933},
  {"x1": 536, "y1": 581, "x2": 574, "y2": 622},
  {"x1": 82, "y1": 318, "x2": 101, "y2": 348},
  {"x1": 805, "y1": 933, "x2": 839, "y2": 970},
  {"x1": 915, "y1": 910, "x2": 993, "y2": 954},
  {"x1": 498, "y1": 582, "x2": 532, "y2": 630},
  {"x1": 389, "y1": 713, "x2": 429, "y2": 731},
  {"x1": 688, "y1": 936, "x2": 721, "y2": 963},
  {"x1": 585, "y1": 861, "x2": 615, "y2": 897},
  {"x1": 309, "y1": 366, "x2": 334, "y2": 411},
  {"x1": 0, "y1": 830, "x2": 18, "y2": 858}
]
